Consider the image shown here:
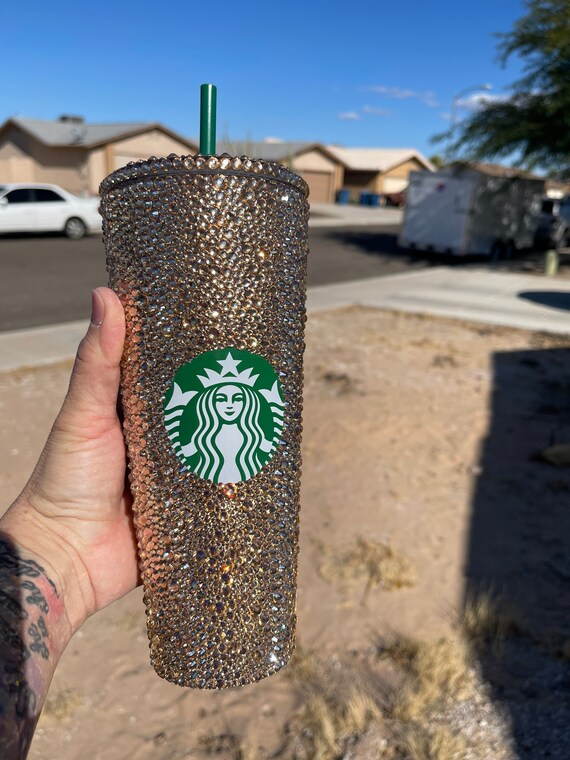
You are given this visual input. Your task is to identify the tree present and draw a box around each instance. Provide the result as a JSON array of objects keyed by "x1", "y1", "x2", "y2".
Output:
[
  {"x1": 428, "y1": 154, "x2": 446, "y2": 170},
  {"x1": 441, "y1": 0, "x2": 570, "y2": 175}
]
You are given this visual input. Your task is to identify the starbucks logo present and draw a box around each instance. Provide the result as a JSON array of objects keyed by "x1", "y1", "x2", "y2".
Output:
[{"x1": 164, "y1": 348, "x2": 284, "y2": 484}]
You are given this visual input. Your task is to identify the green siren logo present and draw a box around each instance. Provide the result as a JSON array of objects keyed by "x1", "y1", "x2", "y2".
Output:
[{"x1": 164, "y1": 348, "x2": 284, "y2": 484}]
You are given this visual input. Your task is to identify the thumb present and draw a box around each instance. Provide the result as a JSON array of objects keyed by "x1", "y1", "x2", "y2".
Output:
[{"x1": 59, "y1": 288, "x2": 125, "y2": 429}]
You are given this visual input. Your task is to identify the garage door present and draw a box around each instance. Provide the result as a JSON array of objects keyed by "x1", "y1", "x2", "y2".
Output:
[
  {"x1": 301, "y1": 171, "x2": 333, "y2": 203},
  {"x1": 383, "y1": 177, "x2": 408, "y2": 194},
  {"x1": 114, "y1": 154, "x2": 148, "y2": 170}
]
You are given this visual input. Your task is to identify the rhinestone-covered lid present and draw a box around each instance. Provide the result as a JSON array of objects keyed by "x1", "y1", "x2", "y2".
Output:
[{"x1": 99, "y1": 153, "x2": 309, "y2": 197}]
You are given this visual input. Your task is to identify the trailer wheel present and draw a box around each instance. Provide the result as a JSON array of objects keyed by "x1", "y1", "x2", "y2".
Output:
[
  {"x1": 504, "y1": 240, "x2": 516, "y2": 259},
  {"x1": 490, "y1": 240, "x2": 505, "y2": 261}
]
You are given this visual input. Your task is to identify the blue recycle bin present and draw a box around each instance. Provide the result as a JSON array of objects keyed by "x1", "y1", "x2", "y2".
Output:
[
  {"x1": 336, "y1": 189, "x2": 350, "y2": 205},
  {"x1": 359, "y1": 192, "x2": 372, "y2": 206},
  {"x1": 369, "y1": 193, "x2": 381, "y2": 207}
]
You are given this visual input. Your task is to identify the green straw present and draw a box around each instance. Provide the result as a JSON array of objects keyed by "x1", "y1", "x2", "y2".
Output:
[{"x1": 200, "y1": 83, "x2": 217, "y2": 155}]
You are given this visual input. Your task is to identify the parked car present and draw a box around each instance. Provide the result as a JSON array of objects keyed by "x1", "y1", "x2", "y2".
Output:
[
  {"x1": 384, "y1": 190, "x2": 406, "y2": 208},
  {"x1": 0, "y1": 183, "x2": 101, "y2": 239},
  {"x1": 534, "y1": 195, "x2": 570, "y2": 248}
]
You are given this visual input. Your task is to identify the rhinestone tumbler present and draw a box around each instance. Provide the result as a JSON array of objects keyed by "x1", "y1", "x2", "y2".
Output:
[{"x1": 100, "y1": 153, "x2": 309, "y2": 688}]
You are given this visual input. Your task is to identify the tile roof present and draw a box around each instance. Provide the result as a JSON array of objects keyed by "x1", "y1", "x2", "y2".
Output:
[
  {"x1": 11, "y1": 117, "x2": 155, "y2": 147},
  {"x1": 215, "y1": 140, "x2": 315, "y2": 162},
  {"x1": 7, "y1": 117, "x2": 198, "y2": 150},
  {"x1": 5, "y1": 120, "x2": 434, "y2": 175},
  {"x1": 325, "y1": 146, "x2": 435, "y2": 173},
  {"x1": 468, "y1": 162, "x2": 542, "y2": 180}
]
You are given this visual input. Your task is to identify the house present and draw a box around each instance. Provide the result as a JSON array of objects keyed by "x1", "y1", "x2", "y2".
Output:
[
  {"x1": 462, "y1": 162, "x2": 541, "y2": 179},
  {"x1": 0, "y1": 116, "x2": 199, "y2": 195},
  {"x1": 217, "y1": 142, "x2": 435, "y2": 204},
  {"x1": 325, "y1": 147, "x2": 435, "y2": 202},
  {"x1": 216, "y1": 140, "x2": 344, "y2": 204},
  {"x1": 0, "y1": 116, "x2": 434, "y2": 204}
]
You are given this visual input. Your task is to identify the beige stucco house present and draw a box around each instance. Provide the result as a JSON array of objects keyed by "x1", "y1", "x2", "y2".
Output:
[
  {"x1": 0, "y1": 116, "x2": 199, "y2": 195},
  {"x1": 289, "y1": 145, "x2": 344, "y2": 204},
  {"x1": 232, "y1": 142, "x2": 434, "y2": 203},
  {"x1": 0, "y1": 117, "x2": 433, "y2": 204},
  {"x1": 216, "y1": 140, "x2": 344, "y2": 204},
  {"x1": 325, "y1": 146, "x2": 435, "y2": 201}
]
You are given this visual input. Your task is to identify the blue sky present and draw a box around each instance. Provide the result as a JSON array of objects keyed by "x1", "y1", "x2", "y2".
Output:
[{"x1": 2, "y1": 0, "x2": 526, "y2": 157}]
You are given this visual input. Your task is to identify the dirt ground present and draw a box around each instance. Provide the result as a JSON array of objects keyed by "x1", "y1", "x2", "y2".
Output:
[{"x1": 1, "y1": 307, "x2": 569, "y2": 759}]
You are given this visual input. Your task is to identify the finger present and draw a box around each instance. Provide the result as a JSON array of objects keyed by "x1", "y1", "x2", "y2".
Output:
[{"x1": 61, "y1": 288, "x2": 126, "y2": 424}]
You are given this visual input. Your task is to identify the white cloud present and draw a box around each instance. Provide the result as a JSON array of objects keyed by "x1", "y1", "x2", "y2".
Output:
[
  {"x1": 362, "y1": 105, "x2": 392, "y2": 117},
  {"x1": 421, "y1": 90, "x2": 439, "y2": 108},
  {"x1": 438, "y1": 95, "x2": 507, "y2": 125},
  {"x1": 456, "y1": 93, "x2": 508, "y2": 111},
  {"x1": 367, "y1": 85, "x2": 439, "y2": 108},
  {"x1": 263, "y1": 136, "x2": 284, "y2": 143},
  {"x1": 337, "y1": 111, "x2": 361, "y2": 121},
  {"x1": 368, "y1": 85, "x2": 415, "y2": 99}
]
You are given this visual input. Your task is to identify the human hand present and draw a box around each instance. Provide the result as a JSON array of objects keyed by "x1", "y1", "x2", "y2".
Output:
[{"x1": 1, "y1": 287, "x2": 139, "y2": 638}]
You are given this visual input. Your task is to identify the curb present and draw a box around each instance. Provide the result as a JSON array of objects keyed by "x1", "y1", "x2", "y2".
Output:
[
  {"x1": 0, "y1": 320, "x2": 85, "y2": 373},
  {"x1": 1, "y1": 267, "x2": 569, "y2": 373}
]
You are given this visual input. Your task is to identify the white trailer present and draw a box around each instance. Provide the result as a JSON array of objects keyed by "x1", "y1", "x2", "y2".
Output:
[{"x1": 399, "y1": 167, "x2": 545, "y2": 257}]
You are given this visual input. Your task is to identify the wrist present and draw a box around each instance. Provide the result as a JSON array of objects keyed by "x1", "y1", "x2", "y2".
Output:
[
  {"x1": 0, "y1": 499, "x2": 92, "y2": 651},
  {"x1": 0, "y1": 511, "x2": 81, "y2": 758}
]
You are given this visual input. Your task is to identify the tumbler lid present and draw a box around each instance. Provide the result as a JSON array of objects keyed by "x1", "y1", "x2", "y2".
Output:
[{"x1": 99, "y1": 153, "x2": 309, "y2": 198}]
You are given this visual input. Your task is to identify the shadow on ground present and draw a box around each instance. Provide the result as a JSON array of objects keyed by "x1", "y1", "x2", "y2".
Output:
[
  {"x1": 0, "y1": 231, "x2": 70, "y2": 240},
  {"x1": 324, "y1": 228, "x2": 570, "y2": 275},
  {"x1": 318, "y1": 228, "x2": 454, "y2": 267},
  {"x1": 465, "y1": 343, "x2": 570, "y2": 757},
  {"x1": 518, "y1": 291, "x2": 570, "y2": 311}
]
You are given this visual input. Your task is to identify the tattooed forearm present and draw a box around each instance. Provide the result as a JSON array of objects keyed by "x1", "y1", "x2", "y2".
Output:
[{"x1": 0, "y1": 535, "x2": 61, "y2": 760}]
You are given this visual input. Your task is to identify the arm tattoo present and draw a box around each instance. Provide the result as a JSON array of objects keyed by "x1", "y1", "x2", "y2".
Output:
[{"x1": 0, "y1": 535, "x2": 60, "y2": 760}]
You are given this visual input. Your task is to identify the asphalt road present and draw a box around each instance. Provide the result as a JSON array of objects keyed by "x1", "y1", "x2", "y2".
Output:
[
  {"x1": 0, "y1": 227, "x2": 552, "y2": 332},
  {"x1": 0, "y1": 225, "x2": 425, "y2": 331}
]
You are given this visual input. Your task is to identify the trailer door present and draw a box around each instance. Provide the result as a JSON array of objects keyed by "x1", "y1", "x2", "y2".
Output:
[{"x1": 403, "y1": 174, "x2": 474, "y2": 254}]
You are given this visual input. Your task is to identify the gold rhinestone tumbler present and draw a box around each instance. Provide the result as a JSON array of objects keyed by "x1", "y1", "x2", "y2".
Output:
[{"x1": 100, "y1": 153, "x2": 309, "y2": 688}]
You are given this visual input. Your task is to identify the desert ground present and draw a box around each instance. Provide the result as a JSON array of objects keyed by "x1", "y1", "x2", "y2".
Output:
[{"x1": 1, "y1": 307, "x2": 569, "y2": 759}]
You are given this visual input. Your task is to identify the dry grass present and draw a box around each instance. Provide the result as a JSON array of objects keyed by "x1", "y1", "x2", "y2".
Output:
[
  {"x1": 289, "y1": 691, "x2": 381, "y2": 759},
  {"x1": 42, "y1": 689, "x2": 84, "y2": 720},
  {"x1": 279, "y1": 594, "x2": 524, "y2": 757},
  {"x1": 463, "y1": 591, "x2": 570, "y2": 665},
  {"x1": 234, "y1": 739, "x2": 257, "y2": 760},
  {"x1": 282, "y1": 612, "x2": 476, "y2": 756},
  {"x1": 461, "y1": 590, "x2": 520, "y2": 651},
  {"x1": 291, "y1": 695, "x2": 343, "y2": 758},
  {"x1": 397, "y1": 724, "x2": 468, "y2": 760},
  {"x1": 378, "y1": 635, "x2": 473, "y2": 722},
  {"x1": 320, "y1": 369, "x2": 360, "y2": 395},
  {"x1": 318, "y1": 537, "x2": 416, "y2": 600},
  {"x1": 198, "y1": 732, "x2": 257, "y2": 760},
  {"x1": 284, "y1": 649, "x2": 382, "y2": 759}
]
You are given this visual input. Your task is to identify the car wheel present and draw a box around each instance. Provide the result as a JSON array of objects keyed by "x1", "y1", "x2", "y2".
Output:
[{"x1": 64, "y1": 217, "x2": 86, "y2": 240}]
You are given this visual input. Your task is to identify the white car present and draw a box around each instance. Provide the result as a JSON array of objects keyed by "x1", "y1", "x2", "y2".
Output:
[{"x1": 0, "y1": 183, "x2": 101, "y2": 240}]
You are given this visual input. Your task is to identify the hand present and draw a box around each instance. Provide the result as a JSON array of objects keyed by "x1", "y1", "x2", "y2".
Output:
[{"x1": 1, "y1": 287, "x2": 139, "y2": 637}]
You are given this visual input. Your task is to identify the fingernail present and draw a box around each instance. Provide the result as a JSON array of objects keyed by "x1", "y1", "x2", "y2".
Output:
[{"x1": 91, "y1": 289, "x2": 105, "y2": 326}]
